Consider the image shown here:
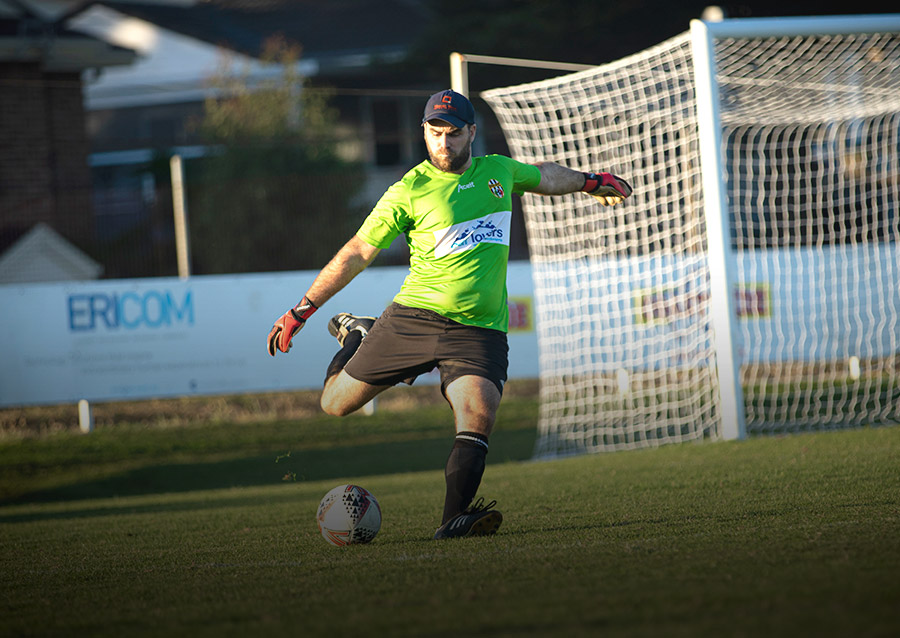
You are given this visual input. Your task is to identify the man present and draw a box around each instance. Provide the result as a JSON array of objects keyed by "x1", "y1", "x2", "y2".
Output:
[{"x1": 267, "y1": 89, "x2": 632, "y2": 540}]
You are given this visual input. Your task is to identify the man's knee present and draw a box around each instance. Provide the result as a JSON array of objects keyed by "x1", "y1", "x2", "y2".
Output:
[
  {"x1": 320, "y1": 378, "x2": 352, "y2": 417},
  {"x1": 446, "y1": 375, "x2": 501, "y2": 435},
  {"x1": 320, "y1": 396, "x2": 355, "y2": 417},
  {"x1": 320, "y1": 372, "x2": 383, "y2": 417}
]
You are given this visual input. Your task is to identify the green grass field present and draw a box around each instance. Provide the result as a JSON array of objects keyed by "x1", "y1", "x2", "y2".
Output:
[{"x1": 2, "y1": 384, "x2": 899, "y2": 637}]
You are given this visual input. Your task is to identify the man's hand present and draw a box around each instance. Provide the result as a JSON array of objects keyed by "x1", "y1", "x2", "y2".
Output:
[
  {"x1": 583, "y1": 172, "x2": 633, "y2": 206},
  {"x1": 267, "y1": 297, "x2": 317, "y2": 356}
]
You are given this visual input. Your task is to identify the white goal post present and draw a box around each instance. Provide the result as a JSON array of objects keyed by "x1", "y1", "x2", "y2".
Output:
[{"x1": 459, "y1": 14, "x2": 900, "y2": 457}]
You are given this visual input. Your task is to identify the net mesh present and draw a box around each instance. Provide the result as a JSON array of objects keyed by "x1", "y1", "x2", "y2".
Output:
[
  {"x1": 720, "y1": 32, "x2": 900, "y2": 432},
  {"x1": 481, "y1": 27, "x2": 900, "y2": 457},
  {"x1": 484, "y1": 34, "x2": 719, "y2": 456}
]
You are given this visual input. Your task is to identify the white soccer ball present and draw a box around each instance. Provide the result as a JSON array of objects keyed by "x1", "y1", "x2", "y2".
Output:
[{"x1": 316, "y1": 484, "x2": 381, "y2": 546}]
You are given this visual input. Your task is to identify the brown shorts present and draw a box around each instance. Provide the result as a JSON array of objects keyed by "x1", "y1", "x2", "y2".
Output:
[{"x1": 343, "y1": 303, "x2": 509, "y2": 396}]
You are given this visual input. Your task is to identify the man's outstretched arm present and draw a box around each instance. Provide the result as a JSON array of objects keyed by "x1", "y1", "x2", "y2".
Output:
[
  {"x1": 267, "y1": 235, "x2": 381, "y2": 356},
  {"x1": 530, "y1": 161, "x2": 633, "y2": 206},
  {"x1": 305, "y1": 235, "x2": 381, "y2": 309}
]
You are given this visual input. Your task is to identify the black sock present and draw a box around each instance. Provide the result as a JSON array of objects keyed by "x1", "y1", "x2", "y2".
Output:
[
  {"x1": 441, "y1": 432, "x2": 488, "y2": 525},
  {"x1": 324, "y1": 331, "x2": 363, "y2": 384}
]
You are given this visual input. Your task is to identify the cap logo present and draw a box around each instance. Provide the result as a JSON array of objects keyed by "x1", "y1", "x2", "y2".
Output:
[{"x1": 422, "y1": 89, "x2": 474, "y2": 126}]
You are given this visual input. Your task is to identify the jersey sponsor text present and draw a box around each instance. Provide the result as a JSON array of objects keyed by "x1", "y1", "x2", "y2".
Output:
[{"x1": 432, "y1": 211, "x2": 511, "y2": 258}]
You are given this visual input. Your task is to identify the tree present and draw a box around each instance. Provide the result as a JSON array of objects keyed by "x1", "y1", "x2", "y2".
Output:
[{"x1": 188, "y1": 36, "x2": 365, "y2": 274}]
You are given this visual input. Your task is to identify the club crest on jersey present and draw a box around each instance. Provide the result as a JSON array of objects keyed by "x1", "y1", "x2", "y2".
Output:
[{"x1": 488, "y1": 178, "x2": 504, "y2": 198}]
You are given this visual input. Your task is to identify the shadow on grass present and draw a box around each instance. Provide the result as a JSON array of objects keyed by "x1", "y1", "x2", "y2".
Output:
[
  {"x1": 0, "y1": 489, "x2": 306, "y2": 524},
  {"x1": 1, "y1": 428, "x2": 536, "y2": 515}
]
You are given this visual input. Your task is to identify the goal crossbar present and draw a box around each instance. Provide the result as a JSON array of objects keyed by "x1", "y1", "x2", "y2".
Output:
[
  {"x1": 699, "y1": 14, "x2": 900, "y2": 38},
  {"x1": 449, "y1": 52, "x2": 593, "y2": 97}
]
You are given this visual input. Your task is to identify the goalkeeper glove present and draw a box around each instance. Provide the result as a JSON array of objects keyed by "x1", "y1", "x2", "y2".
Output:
[
  {"x1": 267, "y1": 296, "x2": 317, "y2": 356},
  {"x1": 582, "y1": 172, "x2": 633, "y2": 205}
]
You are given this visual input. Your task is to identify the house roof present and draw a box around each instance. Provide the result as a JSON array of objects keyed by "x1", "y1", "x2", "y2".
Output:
[
  {"x1": 89, "y1": 0, "x2": 431, "y2": 74},
  {"x1": 0, "y1": 0, "x2": 136, "y2": 71},
  {"x1": 0, "y1": 223, "x2": 103, "y2": 283}
]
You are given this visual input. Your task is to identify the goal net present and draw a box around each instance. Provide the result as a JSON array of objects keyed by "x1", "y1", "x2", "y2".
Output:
[{"x1": 480, "y1": 17, "x2": 900, "y2": 457}]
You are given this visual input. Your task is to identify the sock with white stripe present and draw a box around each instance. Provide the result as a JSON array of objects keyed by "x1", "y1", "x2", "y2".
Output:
[{"x1": 441, "y1": 431, "x2": 488, "y2": 525}]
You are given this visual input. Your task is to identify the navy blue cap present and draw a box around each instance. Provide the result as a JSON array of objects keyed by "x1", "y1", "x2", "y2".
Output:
[{"x1": 422, "y1": 89, "x2": 475, "y2": 128}]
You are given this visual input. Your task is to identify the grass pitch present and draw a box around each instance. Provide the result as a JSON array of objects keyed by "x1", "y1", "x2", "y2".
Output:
[{"x1": 1, "y1": 385, "x2": 899, "y2": 637}]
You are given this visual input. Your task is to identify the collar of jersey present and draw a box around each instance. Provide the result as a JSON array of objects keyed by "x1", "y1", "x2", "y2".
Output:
[{"x1": 421, "y1": 156, "x2": 479, "y2": 180}]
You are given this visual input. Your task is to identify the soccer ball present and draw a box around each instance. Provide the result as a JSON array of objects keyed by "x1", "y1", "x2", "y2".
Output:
[{"x1": 316, "y1": 484, "x2": 381, "y2": 546}]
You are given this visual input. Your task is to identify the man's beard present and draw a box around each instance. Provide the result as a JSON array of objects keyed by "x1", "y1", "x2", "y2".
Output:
[{"x1": 428, "y1": 143, "x2": 471, "y2": 172}]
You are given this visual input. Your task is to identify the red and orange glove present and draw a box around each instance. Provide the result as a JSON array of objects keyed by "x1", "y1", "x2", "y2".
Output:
[
  {"x1": 267, "y1": 296, "x2": 317, "y2": 356},
  {"x1": 582, "y1": 172, "x2": 633, "y2": 206}
]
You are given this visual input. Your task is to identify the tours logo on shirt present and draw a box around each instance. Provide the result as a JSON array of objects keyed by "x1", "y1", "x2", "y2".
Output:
[
  {"x1": 488, "y1": 178, "x2": 504, "y2": 198},
  {"x1": 433, "y1": 211, "x2": 511, "y2": 258}
]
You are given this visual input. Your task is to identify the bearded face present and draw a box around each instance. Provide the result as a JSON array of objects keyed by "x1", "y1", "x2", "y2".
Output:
[{"x1": 423, "y1": 121, "x2": 476, "y2": 174}]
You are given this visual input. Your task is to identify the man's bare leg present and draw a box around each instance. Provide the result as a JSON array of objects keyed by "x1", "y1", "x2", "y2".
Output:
[{"x1": 435, "y1": 375, "x2": 503, "y2": 536}]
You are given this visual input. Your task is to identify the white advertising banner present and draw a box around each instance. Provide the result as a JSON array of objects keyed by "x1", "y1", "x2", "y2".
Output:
[
  {"x1": 5, "y1": 246, "x2": 894, "y2": 407},
  {"x1": 0, "y1": 263, "x2": 539, "y2": 407},
  {"x1": 533, "y1": 245, "x2": 899, "y2": 372}
]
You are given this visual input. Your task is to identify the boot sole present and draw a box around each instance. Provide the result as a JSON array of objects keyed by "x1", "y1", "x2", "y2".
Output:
[{"x1": 463, "y1": 511, "x2": 503, "y2": 537}]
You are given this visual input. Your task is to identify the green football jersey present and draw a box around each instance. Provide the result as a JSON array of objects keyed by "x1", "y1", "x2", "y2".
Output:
[{"x1": 357, "y1": 155, "x2": 542, "y2": 332}]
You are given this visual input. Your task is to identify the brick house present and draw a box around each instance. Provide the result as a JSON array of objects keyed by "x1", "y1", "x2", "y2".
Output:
[
  {"x1": 0, "y1": 1, "x2": 135, "y2": 280},
  {"x1": 1, "y1": 0, "x2": 529, "y2": 279},
  {"x1": 1, "y1": 0, "x2": 442, "y2": 279},
  {"x1": 73, "y1": 0, "x2": 448, "y2": 276}
]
